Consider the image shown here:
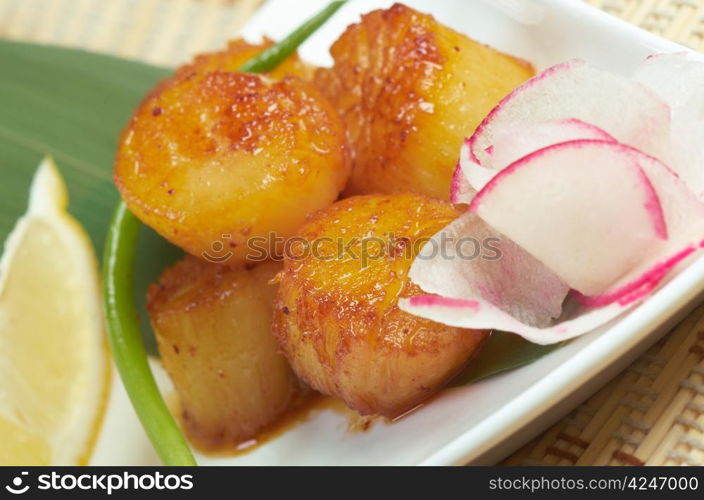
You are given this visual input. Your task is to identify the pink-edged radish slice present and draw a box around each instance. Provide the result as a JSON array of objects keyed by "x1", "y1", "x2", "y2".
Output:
[
  {"x1": 399, "y1": 292, "x2": 639, "y2": 345},
  {"x1": 633, "y1": 53, "x2": 704, "y2": 198},
  {"x1": 450, "y1": 140, "x2": 493, "y2": 204},
  {"x1": 470, "y1": 140, "x2": 704, "y2": 299},
  {"x1": 410, "y1": 144, "x2": 704, "y2": 344},
  {"x1": 407, "y1": 211, "x2": 569, "y2": 327},
  {"x1": 468, "y1": 59, "x2": 671, "y2": 167},
  {"x1": 574, "y1": 145, "x2": 704, "y2": 304},
  {"x1": 451, "y1": 119, "x2": 617, "y2": 201},
  {"x1": 401, "y1": 237, "x2": 701, "y2": 345},
  {"x1": 450, "y1": 154, "x2": 475, "y2": 204},
  {"x1": 488, "y1": 118, "x2": 615, "y2": 171},
  {"x1": 634, "y1": 52, "x2": 704, "y2": 120},
  {"x1": 571, "y1": 244, "x2": 699, "y2": 307}
]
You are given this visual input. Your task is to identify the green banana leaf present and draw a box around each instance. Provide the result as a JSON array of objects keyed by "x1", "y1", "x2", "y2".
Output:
[
  {"x1": 0, "y1": 40, "x2": 182, "y2": 354},
  {"x1": 451, "y1": 332, "x2": 563, "y2": 385},
  {"x1": 0, "y1": 39, "x2": 561, "y2": 377}
]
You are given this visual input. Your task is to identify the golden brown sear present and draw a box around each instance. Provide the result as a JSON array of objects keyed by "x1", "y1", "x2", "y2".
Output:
[
  {"x1": 147, "y1": 257, "x2": 298, "y2": 450},
  {"x1": 115, "y1": 54, "x2": 350, "y2": 265},
  {"x1": 314, "y1": 3, "x2": 534, "y2": 199},
  {"x1": 272, "y1": 193, "x2": 488, "y2": 418}
]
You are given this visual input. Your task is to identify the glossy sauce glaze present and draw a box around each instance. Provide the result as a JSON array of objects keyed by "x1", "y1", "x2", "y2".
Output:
[{"x1": 170, "y1": 391, "x2": 376, "y2": 457}]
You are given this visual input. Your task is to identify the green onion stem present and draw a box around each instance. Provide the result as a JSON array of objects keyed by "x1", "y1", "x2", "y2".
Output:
[
  {"x1": 103, "y1": 203, "x2": 196, "y2": 466},
  {"x1": 238, "y1": 0, "x2": 346, "y2": 73},
  {"x1": 102, "y1": 0, "x2": 347, "y2": 466}
]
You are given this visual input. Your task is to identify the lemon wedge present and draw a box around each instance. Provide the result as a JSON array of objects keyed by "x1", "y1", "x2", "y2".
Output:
[{"x1": 0, "y1": 158, "x2": 110, "y2": 465}]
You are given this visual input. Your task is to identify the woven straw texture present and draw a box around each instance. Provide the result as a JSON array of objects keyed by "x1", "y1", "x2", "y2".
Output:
[
  {"x1": 0, "y1": 0, "x2": 702, "y2": 466},
  {"x1": 0, "y1": 0, "x2": 263, "y2": 66},
  {"x1": 587, "y1": 0, "x2": 704, "y2": 51}
]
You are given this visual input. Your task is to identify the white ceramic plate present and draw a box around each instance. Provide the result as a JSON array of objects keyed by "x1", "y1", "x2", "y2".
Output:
[{"x1": 90, "y1": 0, "x2": 704, "y2": 465}]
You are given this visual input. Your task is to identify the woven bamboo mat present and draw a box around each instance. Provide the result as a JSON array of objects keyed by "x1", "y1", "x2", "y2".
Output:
[
  {"x1": 0, "y1": 0, "x2": 702, "y2": 466},
  {"x1": 587, "y1": 0, "x2": 704, "y2": 51},
  {"x1": 0, "y1": 0, "x2": 263, "y2": 66}
]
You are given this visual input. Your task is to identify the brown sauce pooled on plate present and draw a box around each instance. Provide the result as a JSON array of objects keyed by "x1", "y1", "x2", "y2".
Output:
[
  {"x1": 228, "y1": 394, "x2": 341, "y2": 457},
  {"x1": 168, "y1": 391, "x2": 379, "y2": 457},
  {"x1": 169, "y1": 388, "x2": 436, "y2": 457}
]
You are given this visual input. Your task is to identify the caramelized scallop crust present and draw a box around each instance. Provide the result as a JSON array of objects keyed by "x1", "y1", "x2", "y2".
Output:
[
  {"x1": 147, "y1": 257, "x2": 298, "y2": 450},
  {"x1": 273, "y1": 193, "x2": 488, "y2": 418},
  {"x1": 314, "y1": 3, "x2": 534, "y2": 199},
  {"x1": 115, "y1": 70, "x2": 350, "y2": 265}
]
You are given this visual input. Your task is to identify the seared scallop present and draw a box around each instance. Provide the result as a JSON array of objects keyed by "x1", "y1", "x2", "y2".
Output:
[
  {"x1": 273, "y1": 193, "x2": 488, "y2": 418},
  {"x1": 147, "y1": 257, "x2": 298, "y2": 450},
  {"x1": 115, "y1": 65, "x2": 350, "y2": 265},
  {"x1": 314, "y1": 3, "x2": 534, "y2": 199}
]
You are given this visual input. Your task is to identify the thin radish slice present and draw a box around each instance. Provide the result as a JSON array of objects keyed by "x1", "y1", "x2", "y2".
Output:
[
  {"x1": 633, "y1": 53, "x2": 704, "y2": 198},
  {"x1": 401, "y1": 240, "x2": 701, "y2": 345},
  {"x1": 488, "y1": 118, "x2": 616, "y2": 171},
  {"x1": 623, "y1": 145, "x2": 704, "y2": 242},
  {"x1": 470, "y1": 140, "x2": 704, "y2": 299},
  {"x1": 449, "y1": 154, "x2": 475, "y2": 204},
  {"x1": 634, "y1": 52, "x2": 704, "y2": 120},
  {"x1": 468, "y1": 60, "x2": 671, "y2": 167},
  {"x1": 469, "y1": 140, "x2": 667, "y2": 295},
  {"x1": 460, "y1": 159, "x2": 494, "y2": 197},
  {"x1": 572, "y1": 244, "x2": 698, "y2": 307},
  {"x1": 407, "y1": 211, "x2": 569, "y2": 327},
  {"x1": 452, "y1": 119, "x2": 618, "y2": 199},
  {"x1": 573, "y1": 145, "x2": 704, "y2": 305},
  {"x1": 450, "y1": 140, "x2": 491, "y2": 204},
  {"x1": 427, "y1": 56, "x2": 704, "y2": 344},
  {"x1": 399, "y1": 292, "x2": 637, "y2": 345},
  {"x1": 423, "y1": 126, "x2": 704, "y2": 345}
]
